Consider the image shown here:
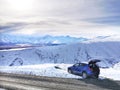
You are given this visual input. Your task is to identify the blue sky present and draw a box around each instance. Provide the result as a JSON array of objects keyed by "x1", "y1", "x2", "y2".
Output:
[{"x1": 0, "y1": 0, "x2": 120, "y2": 38}]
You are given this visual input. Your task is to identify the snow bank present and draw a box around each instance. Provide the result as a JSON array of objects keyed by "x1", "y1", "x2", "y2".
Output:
[
  {"x1": 100, "y1": 68, "x2": 120, "y2": 80},
  {"x1": 0, "y1": 64, "x2": 80, "y2": 78}
]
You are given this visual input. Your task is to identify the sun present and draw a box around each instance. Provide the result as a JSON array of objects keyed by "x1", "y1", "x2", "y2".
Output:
[{"x1": 6, "y1": 0, "x2": 35, "y2": 11}]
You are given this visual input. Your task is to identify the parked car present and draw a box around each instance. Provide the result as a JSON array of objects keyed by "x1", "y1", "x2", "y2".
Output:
[{"x1": 68, "y1": 60, "x2": 100, "y2": 79}]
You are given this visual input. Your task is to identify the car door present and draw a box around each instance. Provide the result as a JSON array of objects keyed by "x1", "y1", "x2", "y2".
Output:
[
  {"x1": 73, "y1": 63, "x2": 83, "y2": 74},
  {"x1": 77, "y1": 63, "x2": 85, "y2": 74},
  {"x1": 72, "y1": 63, "x2": 80, "y2": 74}
]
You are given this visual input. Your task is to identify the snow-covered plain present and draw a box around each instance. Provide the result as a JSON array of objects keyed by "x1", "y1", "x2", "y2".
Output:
[{"x1": 0, "y1": 41, "x2": 120, "y2": 80}]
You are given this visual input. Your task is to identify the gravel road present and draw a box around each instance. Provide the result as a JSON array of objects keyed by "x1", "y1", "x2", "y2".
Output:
[{"x1": 0, "y1": 73, "x2": 120, "y2": 90}]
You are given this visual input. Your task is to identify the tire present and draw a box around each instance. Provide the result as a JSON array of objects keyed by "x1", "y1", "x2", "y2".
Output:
[
  {"x1": 68, "y1": 69, "x2": 72, "y2": 74},
  {"x1": 82, "y1": 72, "x2": 88, "y2": 79},
  {"x1": 94, "y1": 73, "x2": 99, "y2": 79},
  {"x1": 93, "y1": 66, "x2": 100, "y2": 79}
]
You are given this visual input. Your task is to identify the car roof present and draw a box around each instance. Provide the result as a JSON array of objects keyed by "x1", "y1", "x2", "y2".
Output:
[{"x1": 75, "y1": 63, "x2": 87, "y2": 65}]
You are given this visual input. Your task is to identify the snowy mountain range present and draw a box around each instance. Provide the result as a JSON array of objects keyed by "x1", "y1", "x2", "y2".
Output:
[
  {"x1": 0, "y1": 34, "x2": 88, "y2": 45},
  {"x1": 0, "y1": 41, "x2": 120, "y2": 68},
  {"x1": 1, "y1": 34, "x2": 120, "y2": 46}
]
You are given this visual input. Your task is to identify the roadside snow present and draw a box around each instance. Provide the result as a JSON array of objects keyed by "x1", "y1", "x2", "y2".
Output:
[
  {"x1": 100, "y1": 68, "x2": 120, "y2": 80},
  {"x1": 0, "y1": 63, "x2": 120, "y2": 80},
  {"x1": 100, "y1": 62, "x2": 120, "y2": 80},
  {"x1": 0, "y1": 64, "x2": 80, "y2": 79}
]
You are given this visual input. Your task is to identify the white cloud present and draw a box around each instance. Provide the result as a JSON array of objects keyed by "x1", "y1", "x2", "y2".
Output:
[
  {"x1": 0, "y1": 0, "x2": 120, "y2": 38},
  {"x1": 6, "y1": 18, "x2": 119, "y2": 38},
  {"x1": 0, "y1": 0, "x2": 108, "y2": 18}
]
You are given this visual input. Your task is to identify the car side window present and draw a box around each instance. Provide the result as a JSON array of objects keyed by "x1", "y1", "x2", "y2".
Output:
[
  {"x1": 74, "y1": 63, "x2": 80, "y2": 67},
  {"x1": 79, "y1": 63, "x2": 86, "y2": 66}
]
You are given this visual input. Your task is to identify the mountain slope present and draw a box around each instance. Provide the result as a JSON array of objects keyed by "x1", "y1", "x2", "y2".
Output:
[{"x1": 0, "y1": 41, "x2": 120, "y2": 67}]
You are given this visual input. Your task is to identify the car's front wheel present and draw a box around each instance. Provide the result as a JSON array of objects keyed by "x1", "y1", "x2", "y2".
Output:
[
  {"x1": 82, "y1": 72, "x2": 88, "y2": 79},
  {"x1": 68, "y1": 69, "x2": 72, "y2": 74}
]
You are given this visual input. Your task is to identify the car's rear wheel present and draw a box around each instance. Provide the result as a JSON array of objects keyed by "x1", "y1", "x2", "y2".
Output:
[
  {"x1": 68, "y1": 69, "x2": 72, "y2": 74},
  {"x1": 82, "y1": 72, "x2": 88, "y2": 79},
  {"x1": 94, "y1": 73, "x2": 99, "y2": 78}
]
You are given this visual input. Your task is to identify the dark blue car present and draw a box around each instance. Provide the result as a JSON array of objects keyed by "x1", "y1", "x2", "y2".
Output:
[{"x1": 68, "y1": 60, "x2": 100, "y2": 79}]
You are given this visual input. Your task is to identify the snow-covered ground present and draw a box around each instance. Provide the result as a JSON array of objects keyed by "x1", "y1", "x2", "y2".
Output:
[
  {"x1": 0, "y1": 41, "x2": 120, "y2": 80},
  {"x1": 0, "y1": 63, "x2": 120, "y2": 80},
  {"x1": 0, "y1": 64, "x2": 80, "y2": 78}
]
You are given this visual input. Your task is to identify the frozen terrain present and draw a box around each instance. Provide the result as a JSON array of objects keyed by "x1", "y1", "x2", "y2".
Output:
[
  {"x1": 0, "y1": 41, "x2": 120, "y2": 67},
  {"x1": 0, "y1": 41, "x2": 120, "y2": 80}
]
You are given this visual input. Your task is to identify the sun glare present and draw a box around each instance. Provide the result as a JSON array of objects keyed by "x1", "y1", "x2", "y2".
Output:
[{"x1": 6, "y1": 0, "x2": 35, "y2": 11}]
